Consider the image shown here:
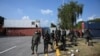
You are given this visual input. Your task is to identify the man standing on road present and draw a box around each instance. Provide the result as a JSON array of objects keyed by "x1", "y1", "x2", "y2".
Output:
[
  {"x1": 55, "y1": 29, "x2": 61, "y2": 46},
  {"x1": 37, "y1": 30, "x2": 41, "y2": 43},
  {"x1": 31, "y1": 31, "x2": 40, "y2": 55},
  {"x1": 43, "y1": 30, "x2": 53, "y2": 54},
  {"x1": 50, "y1": 30, "x2": 55, "y2": 49}
]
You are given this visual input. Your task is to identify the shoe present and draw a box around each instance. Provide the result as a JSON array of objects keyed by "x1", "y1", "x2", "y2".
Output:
[
  {"x1": 31, "y1": 52, "x2": 34, "y2": 55},
  {"x1": 51, "y1": 46, "x2": 54, "y2": 50},
  {"x1": 34, "y1": 51, "x2": 38, "y2": 54}
]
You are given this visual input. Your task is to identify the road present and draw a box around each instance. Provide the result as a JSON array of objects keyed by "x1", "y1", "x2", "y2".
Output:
[{"x1": 0, "y1": 36, "x2": 55, "y2": 56}]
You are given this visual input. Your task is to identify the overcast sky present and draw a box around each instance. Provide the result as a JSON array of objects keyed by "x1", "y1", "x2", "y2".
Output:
[{"x1": 0, "y1": 0, "x2": 100, "y2": 27}]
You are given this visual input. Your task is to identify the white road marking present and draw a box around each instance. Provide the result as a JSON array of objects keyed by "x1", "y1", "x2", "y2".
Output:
[{"x1": 0, "y1": 46, "x2": 16, "y2": 54}]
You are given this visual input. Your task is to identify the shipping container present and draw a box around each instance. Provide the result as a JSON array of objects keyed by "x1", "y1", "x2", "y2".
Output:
[
  {"x1": 84, "y1": 22, "x2": 100, "y2": 38},
  {"x1": 84, "y1": 22, "x2": 100, "y2": 29}
]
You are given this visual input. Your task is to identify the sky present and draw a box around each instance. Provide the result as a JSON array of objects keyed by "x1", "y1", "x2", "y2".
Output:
[{"x1": 0, "y1": 0, "x2": 100, "y2": 27}]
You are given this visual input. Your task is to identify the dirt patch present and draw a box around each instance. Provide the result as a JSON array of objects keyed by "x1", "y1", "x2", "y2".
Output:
[{"x1": 61, "y1": 38, "x2": 100, "y2": 56}]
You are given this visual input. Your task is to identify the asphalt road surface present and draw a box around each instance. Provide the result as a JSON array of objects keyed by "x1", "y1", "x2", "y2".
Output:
[{"x1": 0, "y1": 36, "x2": 55, "y2": 56}]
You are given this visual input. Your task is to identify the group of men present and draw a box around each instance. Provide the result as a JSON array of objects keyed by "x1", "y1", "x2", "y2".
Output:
[
  {"x1": 31, "y1": 28, "x2": 93, "y2": 55},
  {"x1": 31, "y1": 29, "x2": 67, "y2": 55}
]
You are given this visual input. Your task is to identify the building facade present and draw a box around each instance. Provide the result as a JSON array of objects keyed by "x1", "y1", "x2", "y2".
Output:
[{"x1": 3, "y1": 20, "x2": 42, "y2": 36}]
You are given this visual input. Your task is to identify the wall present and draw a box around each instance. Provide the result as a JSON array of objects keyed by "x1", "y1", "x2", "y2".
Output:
[
  {"x1": 50, "y1": 27, "x2": 56, "y2": 33},
  {"x1": 4, "y1": 20, "x2": 40, "y2": 28},
  {"x1": 6, "y1": 28, "x2": 42, "y2": 36}
]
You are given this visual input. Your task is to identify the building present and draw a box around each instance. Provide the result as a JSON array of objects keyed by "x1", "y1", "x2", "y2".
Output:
[
  {"x1": 3, "y1": 19, "x2": 42, "y2": 36},
  {"x1": 50, "y1": 27, "x2": 56, "y2": 33}
]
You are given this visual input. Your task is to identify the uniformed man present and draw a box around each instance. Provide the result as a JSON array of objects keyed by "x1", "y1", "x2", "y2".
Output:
[
  {"x1": 69, "y1": 29, "x2": 78, "y2": 46},
  {"x1": 84, "y1": 29, "x2": 93, "y2": 46},
  {"x1": 51, "y1": 30, "x2": 55, "y2": 43},
  {"x1": 50, "y1": 30, "x2": 55, "y2": 49},
  {"x1": 31, "y1": 31, "x2": 40, "y2": 55},
  {"x1": 37, "y1": 30, "x2": 41, "y2": 43},
  {"x1": 55, "y1": 29, "x2": 61, "y2": 46},
  {"x1": 43, "y1": 30, "x2": 53, "y2": 54},
  {"x1": 61, "y1": 29, "x2": 66, "y2": 50}
]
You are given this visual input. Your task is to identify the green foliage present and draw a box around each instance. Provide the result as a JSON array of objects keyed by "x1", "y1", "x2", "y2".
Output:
[
  {"x1": 76, "y1": 21, "x2": 83, "y2": 29},
  {"x1": 58, "y1": 1, "x2": 83, "y2": 29}
]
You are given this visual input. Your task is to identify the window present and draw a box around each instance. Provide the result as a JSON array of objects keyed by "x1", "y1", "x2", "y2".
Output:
[{"x1": 32, "y1": 22, "x2": 35, "y2": 25}]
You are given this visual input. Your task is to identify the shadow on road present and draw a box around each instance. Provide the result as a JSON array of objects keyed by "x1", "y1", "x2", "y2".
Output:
[{"x1": 38, "y1": 50, "x2": 56, "y2": 54}]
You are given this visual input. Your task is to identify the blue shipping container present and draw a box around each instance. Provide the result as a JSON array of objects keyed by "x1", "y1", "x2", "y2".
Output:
[{"x1": 84, "y1": 22, "x2": 100, "y2": 38}]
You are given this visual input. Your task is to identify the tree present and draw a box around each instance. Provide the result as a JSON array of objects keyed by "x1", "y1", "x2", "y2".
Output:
[
  {"x1": 0, "y1": 16, "x2": 5, "y2": 26},
  {"x1": 58, "y1": 1, "x2": 83, "y2": 29},
  {"x1": 76, "y1": 21, "x2": 83, "y2": 29}
]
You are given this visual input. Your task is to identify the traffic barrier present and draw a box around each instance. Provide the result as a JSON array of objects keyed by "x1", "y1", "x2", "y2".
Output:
[
  {"x1": 45, "y1": 53, "x2": 48, "y2": 56},
  {"x1": 55, "y1": 46, "x2": 61, "y2": 56}
]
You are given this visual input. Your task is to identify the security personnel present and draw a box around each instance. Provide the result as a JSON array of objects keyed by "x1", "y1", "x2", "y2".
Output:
[
  {"x1": 70, "y1": 29, "x2": 78, "y2": 46},
  {"x1": 50, "y1": 30, "x2": 55, "y2": 43},
  {"x1": 37, "y1": 30, "x2": 41, "y2": 43},
  {"x1": 55, "y1": 29, "x2": 61, "y2": 46},
  {"x1": 31, "y1": 31, "x2": 40, "y2": 55},
  {"x1": 61, "y1": 29, "x2": 66, "y2": 50},
  {"x1": 43, "y1": 30, "x2": 53, "y2": 54},
  {"x1": 84, "y1": 29, "x2": 93, "y2": 46},
  {"x1": 58, "y1": 29, "x2": 61, "y2": 42},
  {"x1": 50, "y1": 30, "x2": 55, "y2": 50}
]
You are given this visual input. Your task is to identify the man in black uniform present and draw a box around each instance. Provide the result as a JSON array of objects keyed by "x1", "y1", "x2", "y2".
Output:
[
  {"x1": 37, "y1": 30, "x2": 41, "y2": 43},
  {"x1": 43, "y1": 30, "x2": 52, "y2": 54},
  {"x1": 51, "y1": 30, "x2": 55, "y2": 43},
  {"x1": 69, "y1": 29, "x2": 78, "y2": 46},
  {"x1": 55, "y1": 29, "x2": 61, "y2": 46},
  {"x1": 50, "y1": 30, "x2": 55, "y2": 49},
  {"x1": 84, "y1": 29, "x2": 93, "y2": 46},
  {"x1": 61, "y1": 29, "x2": 66, "y2": 49}
]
